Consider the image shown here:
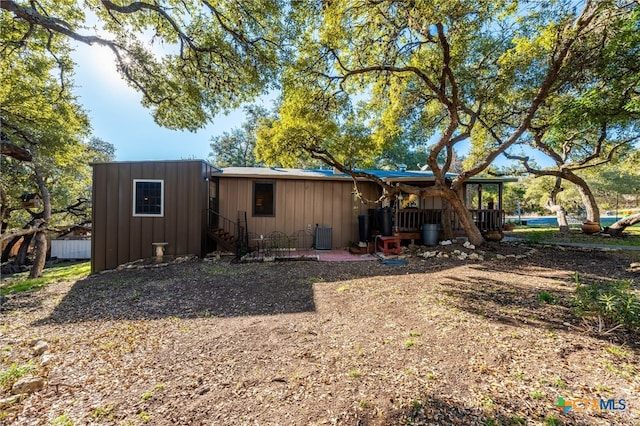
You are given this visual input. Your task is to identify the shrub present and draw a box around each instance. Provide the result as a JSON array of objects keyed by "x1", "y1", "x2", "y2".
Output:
[
  {"x1": 0, "y1": 363, "x2": 34, "y2": 390},
  {"x1": 537, "y1": 291, "x2": 556, "y2": 304},
  {"x1": 572, "y1": 279, "x2": 639, "y2": 333}
]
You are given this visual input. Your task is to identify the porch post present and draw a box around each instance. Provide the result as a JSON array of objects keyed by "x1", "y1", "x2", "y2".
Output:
[{"x1": 462, "y1": 184, "x2": 468, "y2": 208}]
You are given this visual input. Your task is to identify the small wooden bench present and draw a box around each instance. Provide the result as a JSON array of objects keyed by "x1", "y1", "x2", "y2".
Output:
[{"x1": 376, "y1": 235, "x2": 401, "y2": 256}]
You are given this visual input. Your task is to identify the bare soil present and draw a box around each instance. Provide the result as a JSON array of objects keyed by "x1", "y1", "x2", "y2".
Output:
[{"x1": 1, "y1": 243, "x2": 639, "y2": 425}]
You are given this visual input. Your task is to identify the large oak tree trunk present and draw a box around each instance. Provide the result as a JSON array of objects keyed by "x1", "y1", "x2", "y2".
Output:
[
  {"x1": 6, "y1": 214, "x2": 43, "y2": 265},
  {"x1": 1, "y1": 236, "x2": 19, "y2": 262},
  {"x1": 575, "y1": 179, "x2": 600, "y2": 223},
  {"x1": 562, "y1": 170, "x2": 600, "y2": 223},
  {"x1": 544, "y1": 177, "x2": 569, "y2": 234},
  {"x1": 604, "y1": 213, "x2": 640, "y2": 237},
  {"x1": 31, "y1": 231, "x2": 48, "y2": 277},
  {"x1": 398, "y1": 182, "x2": 484, "y2": 246},
  {"x1": 29, "y1": 166, "x2": 52, "y2": 278},
  {"x1": 449, "y1": 195, "x2": 484, "y2": 245},
  {"x1": 3, "y1": 232, "x2": 26, "y2": 262},
  {"x1": 15, "y1": 233, "x2": 34, "y2": 265}
]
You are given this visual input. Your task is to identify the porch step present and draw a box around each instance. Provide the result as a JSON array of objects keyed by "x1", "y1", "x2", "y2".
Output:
[
  {"x1": 208, "y1": 228, "x2": 236, "y2": 252},
  {"x1": 210, "y1": 228, "x2": 234, "y2": 241}
]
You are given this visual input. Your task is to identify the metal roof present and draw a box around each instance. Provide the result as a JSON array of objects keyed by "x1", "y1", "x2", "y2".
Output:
[
  {"x1": 218, "y1": 167, "x2": 443, "y2": 181},
  {"x1": 216, "y1": 167, "x2": 516, "y2": 183},
  {"x1": 87, "y1": 161, "x2": 518, "y2": 183}
]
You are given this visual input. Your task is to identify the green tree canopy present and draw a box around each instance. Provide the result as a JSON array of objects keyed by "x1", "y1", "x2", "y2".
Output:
[
  {"x1": 499, "y1": 5, "x2": 640, "y2": 223},
  {"x1": 208, "y1": 105, "x2": 268, "y2": 167},
  {"x1": 256, "y1": 0, "x2": 633, "y2": 244},
  {"x1": 1, "y1": 0, "x2": 285, "y2": 130}
]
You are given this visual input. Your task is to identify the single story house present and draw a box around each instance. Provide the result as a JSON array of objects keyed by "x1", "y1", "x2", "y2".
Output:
[{"x1": 91, "y1": 160, "x2": 512, "y2": 272}]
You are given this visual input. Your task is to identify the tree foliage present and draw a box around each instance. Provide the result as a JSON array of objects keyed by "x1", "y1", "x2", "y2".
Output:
[
  {"x1": 208, "y1": 105, "x2": 268, "y2": 167},
  {"x1": 501, "y1": 4, "x2": 640, "y2": 224},
  {"x1": 1, "y1": 0, "x2": 285, "y2": 130},
  {"x1": 256, "y1": 0, "x2": 633, "y2": 245},
  {"x1": 1, "y1": 0, "x2": 283, "y2": 273},
  {"x1": 1, "y1": 4, "x2": 117, "y2": 274}
]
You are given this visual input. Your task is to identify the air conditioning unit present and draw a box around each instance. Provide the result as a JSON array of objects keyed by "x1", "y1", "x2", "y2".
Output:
[{"x1": 314, "y1": 226, "x2": 332, "y2": 250}]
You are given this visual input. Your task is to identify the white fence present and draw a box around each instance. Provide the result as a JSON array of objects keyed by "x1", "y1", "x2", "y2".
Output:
[{"x1": 50, "y1": 239, "x2": 91, "y2": 259}]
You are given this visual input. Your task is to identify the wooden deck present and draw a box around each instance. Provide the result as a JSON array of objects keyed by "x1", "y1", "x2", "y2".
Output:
[
  {"x1": 467, "y1": 209, "x2": 505, "y2": 232},
  {"x1": 369, "y1": 208, "x2": 505, "y2": 241}
]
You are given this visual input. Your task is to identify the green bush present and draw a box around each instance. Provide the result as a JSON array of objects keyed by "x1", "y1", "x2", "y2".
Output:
[
  {"x1": 537, "y1": 291, "x2": 556, "y2": 304},
  {"x1": 572, "y1": 279, "x2": 639, "y2": 332},
  {"x1": 0, "y1": 363, "x2": 34, "y2": 390}
]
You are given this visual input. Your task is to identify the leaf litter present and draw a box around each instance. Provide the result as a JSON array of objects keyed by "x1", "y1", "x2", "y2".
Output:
[{"x1": 0, "y1": 243, "x2": 638, "y2": 425}]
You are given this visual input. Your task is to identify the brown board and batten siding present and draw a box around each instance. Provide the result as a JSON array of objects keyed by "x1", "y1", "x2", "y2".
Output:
[
  {"x1": 91, "y1": 160, "x2": 215, "y2": 272},
  {"x1": 216, "y1": 175, "x2": 380, "y2": 248}
]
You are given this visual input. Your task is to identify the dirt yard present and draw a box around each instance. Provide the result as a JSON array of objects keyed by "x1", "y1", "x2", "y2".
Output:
[{"x1": 1, "y1": 242, "x2": 639, "y2": 425}]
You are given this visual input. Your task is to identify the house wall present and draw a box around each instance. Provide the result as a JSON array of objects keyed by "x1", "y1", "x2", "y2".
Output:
[
  {"x1": 217, "y1": 177, "x2": 380, "y2": 248},
  {"x1": 419, "y1": 195, "x2": 443, "y2": 209},
  {"x1": 92, "y1": 160, "x2": 214, "y2": 272}
]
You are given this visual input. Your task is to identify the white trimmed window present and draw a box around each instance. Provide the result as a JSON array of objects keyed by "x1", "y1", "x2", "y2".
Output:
[{"x1": 133, "y1": 179, "x2": 164, "y2": 217}]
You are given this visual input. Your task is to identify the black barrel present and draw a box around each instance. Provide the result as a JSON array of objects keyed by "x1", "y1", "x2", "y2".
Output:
[
  {"x1": 378, "y1": 207, "x2": 393, "y2": 236},
  {"x1": 358, "y1": 214, "x2": 370, "y2": 242},
  {"x1": 421, "y1": 224, "x2": 440, "y2": 246}
]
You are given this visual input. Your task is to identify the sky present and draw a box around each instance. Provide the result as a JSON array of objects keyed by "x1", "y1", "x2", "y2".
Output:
[
  {"x1": 71, "y1": 43, "x2": 250, "y2": 162},
  {"x1": 70, "y1": 39, "x2": 550, "y2": 169}
]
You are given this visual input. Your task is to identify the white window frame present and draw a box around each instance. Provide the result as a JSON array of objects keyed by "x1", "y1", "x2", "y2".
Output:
[{"x1": 133, "y1": 179, "x2": 164, "y2": 217}]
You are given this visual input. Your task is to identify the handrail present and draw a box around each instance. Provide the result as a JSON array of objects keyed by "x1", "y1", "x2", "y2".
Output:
[
  {"x1": 236, "y1": 210, "x2": 249, "y2": 257},
  {"x1": 208, "y1": 209, "x2": 237, "y2": 238}
]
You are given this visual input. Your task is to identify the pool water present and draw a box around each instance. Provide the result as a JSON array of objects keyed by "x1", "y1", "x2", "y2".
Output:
[{"x1": 510, "y1": 217, "x2": 622, "y2": 227}]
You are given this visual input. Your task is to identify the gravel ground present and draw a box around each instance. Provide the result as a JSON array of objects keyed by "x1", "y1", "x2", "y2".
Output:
[{"x1": 1, "y1": 242, "x2": 639, "y2": 425}]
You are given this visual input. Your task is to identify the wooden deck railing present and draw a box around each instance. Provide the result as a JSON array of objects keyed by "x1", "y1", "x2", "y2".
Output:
[
  {"x1": 369, "y1": 207, "x2": 505, "y2": 240},
  {"x1": 395, "y1": 208, "x2": 505, "y2": 233},
  {"x1": 453, "y1": 209, "x2": 505, "y2": 233},
  {"x1": 470, "y1": 209, "x2": 505, "y2": 232},
  {"x1": 396, "y1": 209, "x2": 442, "y2": 232}
]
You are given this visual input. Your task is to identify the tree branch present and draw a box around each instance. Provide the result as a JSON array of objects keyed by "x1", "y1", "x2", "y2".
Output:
[
  {"x1": 2, "y1": 1, "x2": 111, "y2": 48},
  {"x1": 458, "y1": 2, "x2": 598, "y2": 181},
  {"x1": 0, "y1": 219, "x2": 45, "y2": 243},
  {"x1": 0, "y1": 138, "x2": 33, "y2": 161}
]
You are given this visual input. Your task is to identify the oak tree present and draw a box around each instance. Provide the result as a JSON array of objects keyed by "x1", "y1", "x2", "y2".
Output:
[
  {"x1": 1, "y1": 0, "x2": 284, "y2": 130},
  {"x1": 503, "y1": 5, "x2": 639, "y2": 229},
  {"x1": 257, "y1": 0, "x2": 633, "y2": 245}
]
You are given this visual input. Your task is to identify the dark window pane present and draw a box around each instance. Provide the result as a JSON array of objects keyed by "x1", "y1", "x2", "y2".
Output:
[
  {"x1": 253, "y1": 182, "x2": 274, "y2": 216},
  {"x1": 135, "y1": 181, "x2": 162, "y2": 215}
]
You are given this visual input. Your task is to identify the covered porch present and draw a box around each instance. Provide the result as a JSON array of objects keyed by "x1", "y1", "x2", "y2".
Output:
[{"x1": 365, "y1": 178, "x2": 510, "y2": 243}]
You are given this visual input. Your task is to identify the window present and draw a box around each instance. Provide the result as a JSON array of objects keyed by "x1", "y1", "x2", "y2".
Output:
[
  {"x1": 133, "y1": 179, "x2": 164, "y2": 216},
  {"x1": 253, "y1": 181, "x2": 275, "y2": 217}
]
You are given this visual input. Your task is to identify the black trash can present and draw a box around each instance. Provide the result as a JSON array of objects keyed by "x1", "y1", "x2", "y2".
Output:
[
  {"x1": 421, "y1": 224, "x2": 440, "y2": 246},
  {"x1": 379, "y1": 207, "x2": 393, "y2": 236},
  {"x1": 358, "y1": 214, "x2": 370, "y2": 242}
]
